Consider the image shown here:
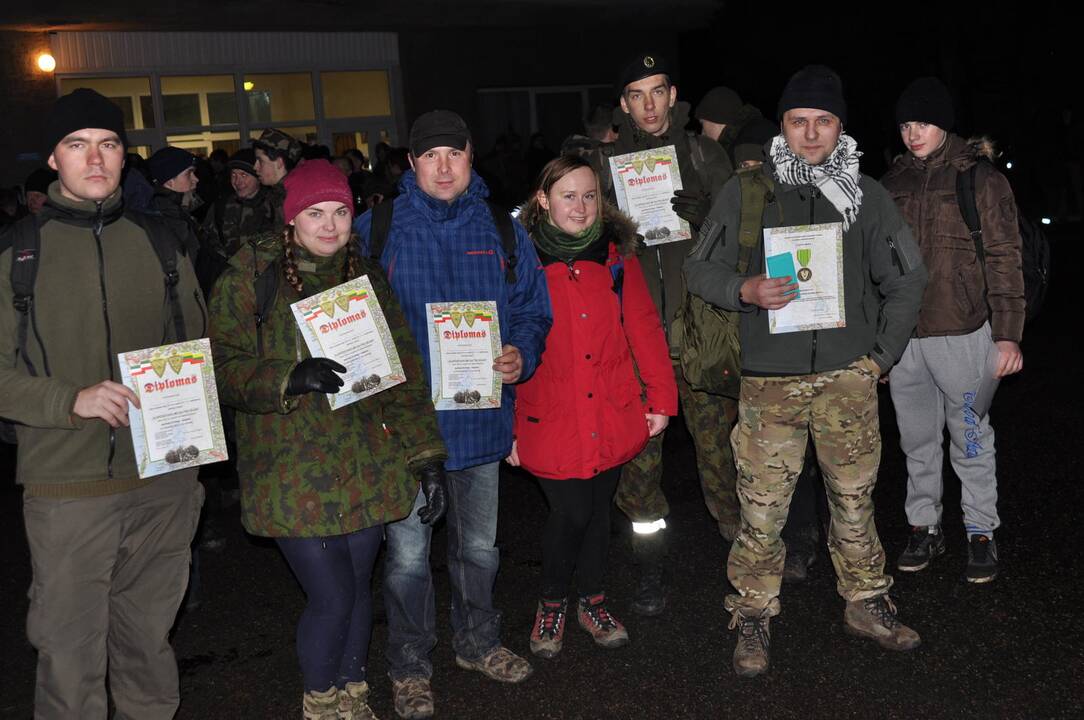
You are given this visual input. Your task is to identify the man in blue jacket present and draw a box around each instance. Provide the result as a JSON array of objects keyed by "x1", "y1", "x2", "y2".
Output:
[{"x1": 355, "y1": 110, "x2": 551, "y2": 720}]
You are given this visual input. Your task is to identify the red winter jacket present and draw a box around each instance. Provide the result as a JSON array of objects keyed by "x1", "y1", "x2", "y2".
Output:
[{"x1": 514, "y1": 212, "x2": 677, "y2": 480}]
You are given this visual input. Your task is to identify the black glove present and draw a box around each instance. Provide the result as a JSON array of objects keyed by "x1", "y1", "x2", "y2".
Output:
[
  {"x1": 416, "y1": 462, "x2": 448, "y2": 525},
  {"x1": 285, "y1": 358, "x2": 347, "y2": 396},
  {"x1": 670, "y1": 189, "x2": 712, "y2": 230}
]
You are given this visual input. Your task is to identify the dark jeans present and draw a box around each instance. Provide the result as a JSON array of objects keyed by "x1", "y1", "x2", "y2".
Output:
[
  {"x1": 383, "y1": 462, "x2": 501, "y2": 680},
  {"x1": 537, "y1": 467, "x2": 622, "y2": 600},
  {"x1": 276, "y1": 525, "x2": 383, "y2": 692}
]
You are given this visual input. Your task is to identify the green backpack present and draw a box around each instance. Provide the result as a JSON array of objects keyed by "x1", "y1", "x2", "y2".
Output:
[{"x1": 673, "y1": 169, "x2": 776, "y2": 399}]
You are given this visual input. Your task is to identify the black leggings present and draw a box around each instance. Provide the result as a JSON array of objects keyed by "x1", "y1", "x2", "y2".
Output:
[
  {"x1": 276, "y1": 525, "x2": 383, "y2": 692},
  {"x1": 537, "y1": 466, "x2": 622, "y2": 600}
]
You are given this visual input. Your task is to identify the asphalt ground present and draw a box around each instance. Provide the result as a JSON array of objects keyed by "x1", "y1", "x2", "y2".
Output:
[{"x1": 1, "y1": 229, "x2": 1081, "y2": 719}]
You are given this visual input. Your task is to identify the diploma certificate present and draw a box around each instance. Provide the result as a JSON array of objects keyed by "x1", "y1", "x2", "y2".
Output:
[
  {"x1": 764, "y1": 222, "x2": 847, "y2": 334},
  {"x1": 609, "y1": 144, "x2": 691, "y2": 246},
  {"x1": 291, "y1": 275, "x2": 406, "y2": 410},
  {"x1": 119, "y1": 338, "x2": 227, "y2": 479},
  {"x1": 426, "y1": 301, "x2": 502, "y2": 411}
]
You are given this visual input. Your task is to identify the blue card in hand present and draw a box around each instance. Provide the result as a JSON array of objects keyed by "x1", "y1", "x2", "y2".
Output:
[{"x1": 765, "y1": 252, "x2": 800, "y2": 299}]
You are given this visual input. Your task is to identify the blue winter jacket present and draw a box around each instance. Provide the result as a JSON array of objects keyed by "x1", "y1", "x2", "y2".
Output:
[{"x1": 354, "y1": 170, "x2": 552, "y2": 471}]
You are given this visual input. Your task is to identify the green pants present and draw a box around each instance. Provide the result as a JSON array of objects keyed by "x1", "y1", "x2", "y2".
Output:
[
  {"x1": 725, "y1": 359, "x2": 892, "y2": 616},
  {"x1": 615, "y1": 363, "x2": 739, "y2": 532}
]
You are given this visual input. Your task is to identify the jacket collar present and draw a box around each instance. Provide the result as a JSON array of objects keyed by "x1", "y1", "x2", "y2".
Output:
[
  {"x1": 43, "y1": 180, "x2": 124, "y2": 227},
  {"x1": 401, "y1": 169, "x2": 490, "y2": 223}
]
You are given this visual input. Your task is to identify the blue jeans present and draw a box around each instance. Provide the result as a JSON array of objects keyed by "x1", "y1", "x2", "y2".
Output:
[{"x1": 383, "y1": 461, "x2": 501, "y2": 679}]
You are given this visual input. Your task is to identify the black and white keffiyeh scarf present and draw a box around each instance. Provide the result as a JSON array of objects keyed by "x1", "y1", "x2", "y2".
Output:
[{"x1": 770, "y1": 133, "x2": 863, "y2": 230}]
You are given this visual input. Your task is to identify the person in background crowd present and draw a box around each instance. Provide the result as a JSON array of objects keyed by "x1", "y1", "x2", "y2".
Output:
[
  {"x1": 694, "y1": 86, "x2": 765, "y2": 167},
  {"x1": 209, "y1": 159, "x2": 449, "y2": 720},
  {"x1": 354, "y1": 109, "x2": 551, "y2": 719},
  {"x1": 24, "y1": 168, "x2": 57, "y2": 215},
  {"x1": 881, "y1": 77, "x2": 1024, "y2": 584},
  {"x1": 1, "y1": 87, "x2": 205, "y2": 719},
  {"x1": 253, "y1": 128, "x2": 304, "y2": 227},
  {"x1": 510, "y1": 155, "x2": 677, "y2": 660},
  {"x1": 148, "y1": 146, "x2": 203, "y2": 258},
  {"x1": 685, "y1": 65, "x2": 928, "y2": 677}
]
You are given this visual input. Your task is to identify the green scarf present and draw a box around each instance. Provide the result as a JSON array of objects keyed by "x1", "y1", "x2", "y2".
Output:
[{"x1": 532, "y1": 215, "x2": 603, "y2": 263}]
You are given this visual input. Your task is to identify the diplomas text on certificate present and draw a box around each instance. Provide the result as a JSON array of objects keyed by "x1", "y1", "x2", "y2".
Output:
[
  {"x1": 426, "y1": 301, "x2": 502, "y2": 411},
  {"x1": 609, "y1": 145, "x2": 691, "y2": 246},
  {"x1": 291, "y1": 275, "x2": 406, "y2": 410},
  {"x1": 764, "y1": 222, "x2": 847, "y2": 334},
  {"x1": 120, "y1": 338, "x2": 227, "y2": 479}
]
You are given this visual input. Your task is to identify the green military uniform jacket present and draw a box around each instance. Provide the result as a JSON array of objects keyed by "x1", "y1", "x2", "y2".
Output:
[
  {"x1": 201, "y1": 186, "x2": 278, "y2": 260},
  {"x1": 209, "y1": 243, "x2": 446, "y2": 538}
]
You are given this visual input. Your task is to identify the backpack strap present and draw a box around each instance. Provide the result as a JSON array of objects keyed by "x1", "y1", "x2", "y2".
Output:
[
  {"x1": 956, "y1": 162, "x2": 985, "y2": 266},
  {"x1": 6, "y1": 215, "x2": 49, "y2": 376},
  {"x1": 128, "y1": 210, "x2": 188, "y2": 343},
  {"x1": 368, "y1": 200, "x2": 394, "y2": 262},
  {"x1": 486, "y1": 200, "x2": 517, "y2": 284},
  {"x1": 253, "y1": 258, "x2": 280, "y2": 358},
  {"x1": 736, "y1": 171, "x2": 774, "y2": 274}
]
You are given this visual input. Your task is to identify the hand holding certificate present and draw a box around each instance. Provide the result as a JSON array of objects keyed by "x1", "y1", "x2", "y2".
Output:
[
  {"x1": 119, "y1": 338, "x2": 228, "y2": 479},
  {"x1": 763, "y1": 222, "x2": 847, "y2": 334},
  {"x1": 609, "y1": 145, "x2": 691, "y2": 245},
  {"x1": 426, "y1": 301, "x2": 503, "y2": 411},
  {"x1": 291, "y1": 275, "x2": 406, "y2": 410}
]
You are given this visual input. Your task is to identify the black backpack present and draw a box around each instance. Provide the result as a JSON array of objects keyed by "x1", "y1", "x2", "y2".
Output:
[
  {"x1": 956, "y1": 161, "x2": 1051, "y2": 324},
  {"x1": 1, "y1": 209, "x2": 190, "y2": 443},
  {"x1": 251, "y1": 198, "x2": 519, "y2": 355}
]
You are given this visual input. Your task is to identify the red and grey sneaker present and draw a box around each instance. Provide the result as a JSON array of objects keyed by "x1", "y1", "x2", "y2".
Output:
[
  {"x1": 529, "y1": 598, "x2": 568, "y2": 659},
  {"x1": 576, "y1": 593, "x2": 629, "y2": 649}
]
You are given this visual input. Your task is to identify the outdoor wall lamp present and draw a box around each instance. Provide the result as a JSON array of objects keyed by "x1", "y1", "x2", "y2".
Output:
[{"x1": 36, "y1": 53, "x2": 56, "y2": 73}]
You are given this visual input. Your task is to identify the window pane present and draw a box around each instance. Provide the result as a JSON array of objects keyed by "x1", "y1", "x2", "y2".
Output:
[
  {"x1": 333, "y1": 131, "x2": 369, "y2": 159},
  {"x1": 161, "y1": 75, "x2": 237, "y2": 128},
  {"x1": 167, "y1": 130, "x2": 242, "y2": 159},
  {"x1": 244, "y1": 74, "x2": 315, "y2": 123},
  {"x1": 321, "y1": 71, "x2": 391, "y2": 119},
  {"x1": 58, "y1": 77, "x2": 153, "y2": 130}
]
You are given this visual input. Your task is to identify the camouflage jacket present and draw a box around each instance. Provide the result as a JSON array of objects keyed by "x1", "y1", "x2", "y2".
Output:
[
  {"x1": 209, "y1": 243, "x2": 446, "y2": 538},
  {"x1": 201, "y1": 186, "x2": 278, "y2": 260}
]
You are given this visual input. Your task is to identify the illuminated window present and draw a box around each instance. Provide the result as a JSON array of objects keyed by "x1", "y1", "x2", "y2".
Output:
[
  {"x1": 161, "y1": 75, "x2": 237, "y2": 127},
  {"x1": 321, "y1": 71, "x2": 392, "y2": 118},
  {"x1": 244, "y1": 74, "x2": 315, "y2": 123}
]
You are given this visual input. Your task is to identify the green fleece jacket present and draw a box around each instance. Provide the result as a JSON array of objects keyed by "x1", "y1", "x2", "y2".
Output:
[{"x1": 0, "y1": 183, "x2": 207, "y2": 496}]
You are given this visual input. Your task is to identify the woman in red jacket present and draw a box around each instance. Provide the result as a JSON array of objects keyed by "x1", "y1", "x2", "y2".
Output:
[{"x1": 508, "y1": 155, "x2": 677, "y2": 659}]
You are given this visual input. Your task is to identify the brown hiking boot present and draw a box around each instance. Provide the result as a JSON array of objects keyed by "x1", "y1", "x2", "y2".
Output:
[
  {"x1": 303, "y1": 686, "x2": 340, "y2": 720},
  {"x1": 844, "y1": 595, "x2": 921, "y2": 651},
  {"x1": 338, "y1": 681, "x2": 378, "y2": 720},
  {"x1": 728, "y1": 608, "x2": 771, "y2": 677},
  {"x1": 455, "y1": 645, "x2": 534, "y2": 683},
  {"x1": 576, "y1": 593, "x2": 629, "y2": 649},
  {"x1": 391, "y1": 677, "x2": 433, "y2": 719},
  {"x1": 530, "y1": 598, "x2": 568, "y2": 659}
]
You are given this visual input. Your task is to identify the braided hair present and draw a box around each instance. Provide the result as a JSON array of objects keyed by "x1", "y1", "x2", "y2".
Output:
[{"x1": 282, "y1": 225, "x2": 363, "y2": 296}]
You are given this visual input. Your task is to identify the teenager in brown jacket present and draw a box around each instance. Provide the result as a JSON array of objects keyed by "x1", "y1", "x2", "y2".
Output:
[{"x1": 881, "y1": 77, "x2": 1025, "y2": 584}]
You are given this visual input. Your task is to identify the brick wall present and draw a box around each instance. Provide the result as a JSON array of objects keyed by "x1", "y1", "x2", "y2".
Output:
[{"x1": 0, "y1": 31, "x2": 58, "y2": 189}]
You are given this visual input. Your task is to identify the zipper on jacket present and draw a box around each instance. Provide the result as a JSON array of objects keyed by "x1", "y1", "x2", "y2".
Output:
[
  {"x1": 92, "y1": 202, "x2": 116, "y2": 479},
  {"x1": 886, "y1": 236, "x2": 907, "y2": 275}
]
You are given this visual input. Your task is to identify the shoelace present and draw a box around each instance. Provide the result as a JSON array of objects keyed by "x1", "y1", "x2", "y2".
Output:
[
  {"x1": 584, "y1": 602, "x2": 617, "y2": 630},
  {"x1": 537, "y1": 605, "x2": 565, "y2": 638},
  {"x1": 728, "y1": 612, "x2": 769, "y2": 652},
  {"x1": 864, "y1": 596, "x2": 901, "y2": 629}
]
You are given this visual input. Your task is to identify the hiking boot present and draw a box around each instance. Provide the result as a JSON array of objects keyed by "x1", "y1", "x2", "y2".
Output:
[
  {"x1": 391, "y1": 677, "x2": 433, "y2": 719},
  {"x1": 782, "y1": 545, "x2": 816, "y2": 584},
  {"x1": 303, "y1": 686, "x2": 340, "y2": 720},
  {"x1": 728, "y1": 609, "x2": 770, "y2": 677},
  {"x1": 844, "y1": 595, "x2": 921, "y2": 651},
  {"x1": 576, "y1": 593, "x2": 629, "y2": 648},
  {"x1": 897, "y1": 525, "x2": 946, "y2": 572},
  {"x1": 338, "y1": 681, "x2": 378, "y2": 720},
  {"x1": 529, "y1": 598, "x2": 568, "y2": 659},
  {"x1": 965, "y1": 534, "x2": 999, "y2": 584},
  {"x1": 455, "y1": 645, "x2": 534, "y2": 683},
  {"x1": 630, "y1": 530, "x2": 667, "y2": 616}
]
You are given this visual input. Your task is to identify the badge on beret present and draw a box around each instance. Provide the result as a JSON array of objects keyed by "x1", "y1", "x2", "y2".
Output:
[{"x1": 644, "y1": 56, "x2": 655, "y2": 68}]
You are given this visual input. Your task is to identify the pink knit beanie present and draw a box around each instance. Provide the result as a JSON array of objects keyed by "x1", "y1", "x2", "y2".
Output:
[{"x1": 283, "y1": 159, "x2": 354, "y2": 223}]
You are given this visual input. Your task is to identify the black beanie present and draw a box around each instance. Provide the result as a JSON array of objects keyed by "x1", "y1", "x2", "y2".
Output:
[
  {"x1": 695, "y1": 87, "x2": 743, "y2": 124},
  {"x1": 148, "y1": 147, "x2": 197, "y2": 186},
  {"x1": 43, "y1": 88, "x2": 129, "y2": 156},
  {"x1": 776, "y1": 65, "x2": 847, "y2": 124},
  {"x1": 895, "y1": 77, "x2": 954, "y2": 130},
  {"x1": 733, "y1": 118, "x2": 780, "y2": 166}
]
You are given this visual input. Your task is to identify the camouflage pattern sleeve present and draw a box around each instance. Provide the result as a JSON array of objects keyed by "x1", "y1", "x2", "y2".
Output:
[
  {"x1": 208, "y1": 255, "x2": 299, "y2": 415},
  {"x1": 363, "y1": 258, "x2": 447, "y2": 472}
]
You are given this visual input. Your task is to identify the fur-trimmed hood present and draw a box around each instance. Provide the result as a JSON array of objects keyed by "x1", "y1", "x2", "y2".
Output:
[
  {"x1": 521, "y1": 201, "x2": 642, "y2": 257},
  {"x1": 890, "y1": 132, "x2": 998, "y2": 173}
]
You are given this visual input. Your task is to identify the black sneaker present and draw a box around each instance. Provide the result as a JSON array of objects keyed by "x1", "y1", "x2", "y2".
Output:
[
  {"x1": 897, "y1": 525, "x2": 945, "y2": 572},
  {"x1": 965, "y1": 535, "x2": 999, "y2": 584}
]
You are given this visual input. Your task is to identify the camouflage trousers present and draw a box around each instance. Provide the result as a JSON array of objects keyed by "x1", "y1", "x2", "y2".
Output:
[
  {"x1": 615, "y1": 362, "x2": 739, "y2": 533},
  {"x1": 725, "y1": 358, "x2": 892, "y2": 616}
]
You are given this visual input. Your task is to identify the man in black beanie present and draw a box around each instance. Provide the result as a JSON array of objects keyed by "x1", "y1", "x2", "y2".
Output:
[
  {"x1": 686, "y1": 65, "x2": 928, "y2": 676},
  {"x1": 694, "y1": 86, "x2": 765, "y2": 165},
  {"x1": 1, "y1": 87, "x2": 205, "y2": 718}
]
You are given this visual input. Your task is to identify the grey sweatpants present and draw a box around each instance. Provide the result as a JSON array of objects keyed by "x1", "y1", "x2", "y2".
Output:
[
  {"x1": 889, "y1": 323, "x2": 1001, "y2": 533},
  {"x1": 23, "y1": 471, "x2": 203, "y2": 720}
]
